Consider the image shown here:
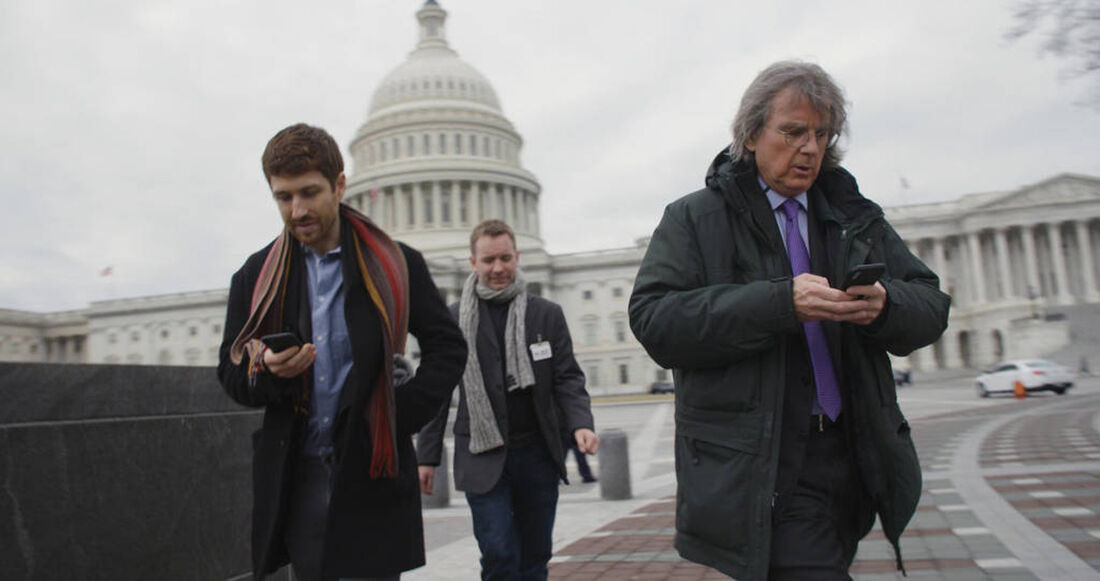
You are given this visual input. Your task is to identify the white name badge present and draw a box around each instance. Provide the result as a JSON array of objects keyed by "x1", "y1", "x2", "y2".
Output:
[{"x1": 529, "y1": 341, "x2": 552, "y2": 361}]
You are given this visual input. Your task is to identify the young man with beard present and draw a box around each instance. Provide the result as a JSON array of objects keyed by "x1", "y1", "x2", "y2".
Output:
[
  {"x1": 416, "y1": 219, "x2": 598, "y2": 581},
  {"x1": 218, "y1": 123, "x2": 466, "y2": 580}
]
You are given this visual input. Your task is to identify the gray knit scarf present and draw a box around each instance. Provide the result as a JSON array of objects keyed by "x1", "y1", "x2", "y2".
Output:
[{"x1": 458, "y1": 269, "x2": 535, "y2": 454}]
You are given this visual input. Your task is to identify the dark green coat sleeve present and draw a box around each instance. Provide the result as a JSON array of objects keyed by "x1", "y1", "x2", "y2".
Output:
[
  {"x1": 859, "y1": 223, "x2": 951, "y2": 355},
  {"x1": 629, "y1": 202, "x2": 800, "y2": 370}
]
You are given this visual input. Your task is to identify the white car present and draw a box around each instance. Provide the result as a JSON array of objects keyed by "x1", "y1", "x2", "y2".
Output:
[{"x1": 975, "y1": 359, "x2": 1075, "y2": 398}]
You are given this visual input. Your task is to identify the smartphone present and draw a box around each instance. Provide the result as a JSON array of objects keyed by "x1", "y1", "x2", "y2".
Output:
[
  {"x1": 840, "y1": 263, "x2": 885, "y2": 289},
  {"x1": 260, "y1": 332, "x2": 302, "y2": 353}
]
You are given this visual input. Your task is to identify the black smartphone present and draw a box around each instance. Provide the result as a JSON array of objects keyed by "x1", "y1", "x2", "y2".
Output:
[
  {"x1": 840, "y1": 263, "x2": 885, "y2": 289},
  {"x1": 260, "y1": 332, "x2": 302, "y2": 353}
]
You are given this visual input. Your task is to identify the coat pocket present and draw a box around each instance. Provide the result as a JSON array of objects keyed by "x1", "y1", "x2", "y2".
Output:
[{"x1": 674, "y1": 406, "x2": 763, "y2": 554}]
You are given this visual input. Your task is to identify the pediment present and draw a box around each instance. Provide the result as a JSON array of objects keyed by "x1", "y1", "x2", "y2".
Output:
[{"x1": 978, "y1": 174, "x2": 1100, "y2": 211}]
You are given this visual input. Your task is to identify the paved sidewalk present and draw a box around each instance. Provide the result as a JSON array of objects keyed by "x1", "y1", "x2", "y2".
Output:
[{"x1": 412, "y1": 379, "x2": 1100, "y2": 580}]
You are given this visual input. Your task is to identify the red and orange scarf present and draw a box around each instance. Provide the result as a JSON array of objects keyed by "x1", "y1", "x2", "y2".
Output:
[{"x1": 230, "y1": 204, "x2": 409, "y2": 478}]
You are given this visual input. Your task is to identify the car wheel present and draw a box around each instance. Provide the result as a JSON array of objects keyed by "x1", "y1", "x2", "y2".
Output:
[{"x1": 977, "y1": 383, "x2": 989, "y2": 398}]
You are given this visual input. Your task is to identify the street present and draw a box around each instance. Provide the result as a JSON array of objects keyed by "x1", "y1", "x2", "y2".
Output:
[{"x1": 410, "y1": 375, "x2": 1100, "y2": 580}]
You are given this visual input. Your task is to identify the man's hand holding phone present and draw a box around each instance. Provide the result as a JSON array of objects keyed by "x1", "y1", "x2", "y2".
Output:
[
  {"x1": 840, "y1": 263, "x2": 886, "y2": 325},
  {"x1": 791, "y1": 263, "x2": 887, "y2": 325},
  {"x1": 259, "y1": 332, "x2": 316, "y2": 378}
]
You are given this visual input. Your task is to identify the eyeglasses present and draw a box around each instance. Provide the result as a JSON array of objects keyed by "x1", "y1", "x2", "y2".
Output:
[{"x1": 774, "y1": 125, "x2": 839, "y2": 150}]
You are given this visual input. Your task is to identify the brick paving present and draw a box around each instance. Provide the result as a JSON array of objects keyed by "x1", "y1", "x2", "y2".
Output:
[{"x1": 548, "y1": 391, "x2": 1100, "y2": 580}]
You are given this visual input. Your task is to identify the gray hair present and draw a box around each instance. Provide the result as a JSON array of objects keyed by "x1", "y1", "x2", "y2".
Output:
[{"x1": 729, "y1": 61, "x2": 848, "y2": 170}]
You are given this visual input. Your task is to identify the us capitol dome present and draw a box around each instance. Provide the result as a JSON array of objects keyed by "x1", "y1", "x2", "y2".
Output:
[{"x1": 344, "y1": 0, "x2": 544, "y2": 262}]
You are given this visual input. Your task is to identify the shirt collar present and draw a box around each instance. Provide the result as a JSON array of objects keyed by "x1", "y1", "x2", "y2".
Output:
[
  {"x1": 301, "y1": 242, "x2": 342, "y2": 261},
  {"x1": 758, "y1": 175, "x2": 808, "y2": 213}
]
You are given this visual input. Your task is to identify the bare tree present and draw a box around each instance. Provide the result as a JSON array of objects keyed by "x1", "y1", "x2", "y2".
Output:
[{"x1": 1007, "y1": 0, "x2": 1100, "y2": 104}]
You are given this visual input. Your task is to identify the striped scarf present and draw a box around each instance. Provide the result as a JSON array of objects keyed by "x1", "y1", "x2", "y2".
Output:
[{"x1": 229, "y1": 204, "x2": 409, "y2": 479}]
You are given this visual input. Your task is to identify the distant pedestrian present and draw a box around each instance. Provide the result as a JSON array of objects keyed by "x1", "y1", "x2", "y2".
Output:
[
  {"x1": 629, "y1": 61, "x2": 950, "y2": 579},
  {"x1": 417, "y1": 219, "x2": 598, "y2": 580},
  {"x1": 564, "y1": 429, "x2": 597, "y2": 483}
]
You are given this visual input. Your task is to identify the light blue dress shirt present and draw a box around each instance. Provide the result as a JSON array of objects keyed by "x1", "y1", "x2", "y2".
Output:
[{"x1": 301, "y1": 245, "x2": 354, "y2": 457}]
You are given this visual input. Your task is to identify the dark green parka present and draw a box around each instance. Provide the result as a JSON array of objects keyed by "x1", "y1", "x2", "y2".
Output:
[{"x1": 629, "y1": 150, "x2": 950, "y2": 580}]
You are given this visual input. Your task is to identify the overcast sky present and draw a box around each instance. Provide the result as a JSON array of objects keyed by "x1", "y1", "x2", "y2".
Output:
[{"x1": 3, "y1": 0, "x2": 1099, "y2": 312}]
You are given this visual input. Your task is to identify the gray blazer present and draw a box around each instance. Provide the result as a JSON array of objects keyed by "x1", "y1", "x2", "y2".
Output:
[{"x1": 416, "y1": 294, "x2": 593, "y2": 494}]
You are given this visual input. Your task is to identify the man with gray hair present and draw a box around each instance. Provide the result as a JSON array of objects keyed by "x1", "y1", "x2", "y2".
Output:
[{"x1": 629, "y1": 61, "x2": 949, "y2": 579}]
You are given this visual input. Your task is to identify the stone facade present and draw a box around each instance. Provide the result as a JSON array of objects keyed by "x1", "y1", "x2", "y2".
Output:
[
  {"x1": 887, "y1": 174, "x2": 1100, "y2": 370},
  {"x1": 4, "y1": 2, "x2": 1099, "y2": 384}
]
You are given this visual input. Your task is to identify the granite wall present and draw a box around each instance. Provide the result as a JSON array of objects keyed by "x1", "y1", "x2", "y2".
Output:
[{"x1": 0, "y1": 363, "x2": 260, "y2": 580}]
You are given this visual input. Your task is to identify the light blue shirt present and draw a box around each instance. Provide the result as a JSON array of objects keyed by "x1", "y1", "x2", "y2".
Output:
[
  {"x1": 760, "y1": 177, "x2": 809, "y2": 255},
  {"x1": 301, "y1": 245, "x2": 353, "y2": 457}
]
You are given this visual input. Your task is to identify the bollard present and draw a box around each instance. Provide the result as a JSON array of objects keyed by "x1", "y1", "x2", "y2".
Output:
[
  {"x1": 1014, "y1": 380, "x2": 1027, "y2": 400},
  {"x1": 422, "y1": 442, "x2": 450, "y2": 508},
  {"x1": 598, "y1": 428, "x2": 632, "y2": 500}
]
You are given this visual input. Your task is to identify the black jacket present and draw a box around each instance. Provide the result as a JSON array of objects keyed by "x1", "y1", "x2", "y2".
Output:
[
  {"x1": 416, "y1": 295, "x2": 593, "y2": 494},
  {"x1": 217, "y1": 220, "x2": 466, "y2": 579},
  {"x1": 629, "y1": 150, "x2": 950, "y2": 580}
]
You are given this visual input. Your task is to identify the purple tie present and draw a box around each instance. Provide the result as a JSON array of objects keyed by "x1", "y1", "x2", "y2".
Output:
[{"x1": 781, "y1": 199, "x2": 842, "y2": 420}]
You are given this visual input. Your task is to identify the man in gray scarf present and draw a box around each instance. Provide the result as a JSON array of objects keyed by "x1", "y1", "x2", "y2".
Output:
[{"x1": 417, "y1": 219, "x2": 598, "y2": 581}]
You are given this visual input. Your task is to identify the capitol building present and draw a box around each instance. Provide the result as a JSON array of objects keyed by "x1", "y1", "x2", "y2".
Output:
[{"x1": 3, "y1": 1, "x2": 1100, "y2": 388}]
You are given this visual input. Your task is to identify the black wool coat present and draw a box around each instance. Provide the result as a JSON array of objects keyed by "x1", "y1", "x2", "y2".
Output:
[{"x1": 217, "y1": 221, "x2": 467, "y2": 579}]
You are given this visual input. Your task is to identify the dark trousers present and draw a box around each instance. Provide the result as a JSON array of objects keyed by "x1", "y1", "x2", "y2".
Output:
[
  {"x1": 465, "y1": 442, "x2": 560, "y2": 581},
  {"x1": 284, "y1": 456, "x2": 400, "y2": 581},
  {"x1": 768, "y1": 416, "x2": 868, "y2": 581},
  {"x1": 563, "y1": 433, "x2": 596, "y2": 482}
]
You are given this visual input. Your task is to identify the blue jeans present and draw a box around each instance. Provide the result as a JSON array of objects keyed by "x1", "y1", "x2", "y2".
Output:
[{"x1": 465, "y1": 442, "x2": 560, "y2": 581}]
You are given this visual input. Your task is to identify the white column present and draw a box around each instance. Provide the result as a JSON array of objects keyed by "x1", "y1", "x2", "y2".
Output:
[
  {"x1": 469, "y1": 182, "x2": 481, "y2": 226},
  {"x1": 932, "y1": 237, "x2": 947, "y2": 285},
  {"x1": 1075, "y1": 220, "x2": 1099, "y2": 301},
  {"x1": 394, "y1": 188, "x2": 407, "y2": 231},
  {"x1": 1049, "y1": 222, "x2": 1072, "y2": 304},
  {"x1": 1021, "y1": 225, "x2": 1040, "y2": 298},
  {"x1": 967, "y1": 232, "x2": 987, "y2": 305},
  {"x1": 517, "y1": 190, "x2": 528, "y2": 233},
  {"x1": 411, "y1": 184, "x2": 422, "y2": 229},
  {"x1": 375, "y1": 188, "x2": 386, "y2": 228},
  {"x1": 528, "y1": 190, "x2": 536, "y2": 235},
  {"x1": 432, "y1": 181, "x2": 443, "y2": 227},
  {"x1": 941, "y1": 330, "x2": 962, "y2": 369},
  {"x1": 504, "y1": 187, "x2": 515, "y2": 227},
  {"x1": 994, "y1": 228, "x2": 1014, "y2": 300}
]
